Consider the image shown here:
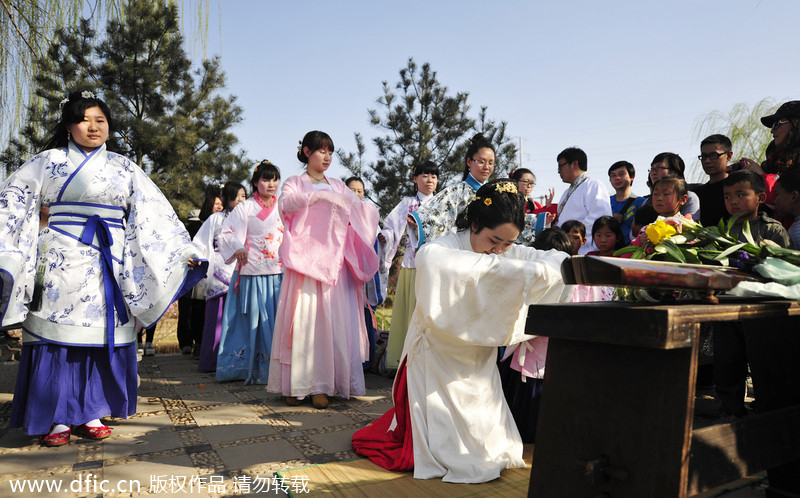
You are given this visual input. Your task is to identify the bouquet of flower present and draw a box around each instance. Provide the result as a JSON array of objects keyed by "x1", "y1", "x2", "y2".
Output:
[{"x1": 612, "y1": 215, "x2": 800, "y2": 302}]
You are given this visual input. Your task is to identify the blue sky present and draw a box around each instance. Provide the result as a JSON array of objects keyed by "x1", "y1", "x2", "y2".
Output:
[{"x1": 188, "y1": 0, "x2": 798, "y2": 202}]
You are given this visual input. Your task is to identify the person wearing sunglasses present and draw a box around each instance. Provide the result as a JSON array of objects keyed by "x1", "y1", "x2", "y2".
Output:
[{"x1": 738, "y1": 101, "x2": 800, "y2": 211}]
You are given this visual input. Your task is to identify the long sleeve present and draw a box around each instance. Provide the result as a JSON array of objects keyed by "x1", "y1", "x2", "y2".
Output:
[
  {"x1": 0, "y1": 156, "x2": 45, "y2": 326},
  {"x1": 120, "y1": 165, "x2": 206, "y2": 327},
  {"x1": 413, "y1": 236, "x2": 570, "y2": 347},
  {"x1": 411, "y1": 183, "x2": 474, "y2": 247},
  {"x1": 218, "y1": 204, "x2": 248, "y2": 264},
  {"x1": 379, "y1": 197, "x2": 412, "y2": 269}
]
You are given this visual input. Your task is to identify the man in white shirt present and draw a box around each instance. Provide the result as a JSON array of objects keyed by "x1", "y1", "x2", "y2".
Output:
[{"x1": 554, "y1": 147, "x2": 612, "y2": 254}]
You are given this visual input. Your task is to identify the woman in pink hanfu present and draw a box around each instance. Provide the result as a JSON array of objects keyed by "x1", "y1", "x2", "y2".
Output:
[{"x1": 268, "y1": 130, "x2": 379, "y2": 409}]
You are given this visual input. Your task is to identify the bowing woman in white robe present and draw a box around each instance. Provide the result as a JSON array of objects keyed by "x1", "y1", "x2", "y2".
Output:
[
  {"x1": 0, "y1": 92, "x2": 205, "y2": 446},
  {"x1": 353, "y1": 180, "x2": 572, "y2": 483}
]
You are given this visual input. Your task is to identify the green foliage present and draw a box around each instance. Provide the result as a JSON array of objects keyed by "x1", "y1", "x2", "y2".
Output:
[
  {"x1": 1, "y1": 0, "x2": 248, "y2": 217},
  {"x1": 338, "y1": 58, "x2": 517, "y2": 217},
  {"x1": 1, "y1": 0, "x2": 210, "y2": 156}
]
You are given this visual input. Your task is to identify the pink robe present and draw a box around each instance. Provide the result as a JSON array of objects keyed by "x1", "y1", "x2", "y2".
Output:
[{"x1": 268, "y1": 174, "x2": 379, "y2": 398}]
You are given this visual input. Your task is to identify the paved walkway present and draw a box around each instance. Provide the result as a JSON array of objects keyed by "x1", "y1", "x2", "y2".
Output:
[
  {"x1": 0, "y1": 353, "x2": 393, "y2": 496},
  {"x1": 0, "y1": 351, "x2": 769, "y2": 497}
]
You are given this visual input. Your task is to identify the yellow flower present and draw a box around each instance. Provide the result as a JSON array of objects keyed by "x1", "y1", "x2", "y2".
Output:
[
  {"x1": 646, "y1": 219, "x2": 677, "y2": 245},
  {"x1": 484, "y1": 198, "x2": 493, "y2": 206},
  {"x1": 495, "y1": 182, "x2": 518, "y2": 194}
]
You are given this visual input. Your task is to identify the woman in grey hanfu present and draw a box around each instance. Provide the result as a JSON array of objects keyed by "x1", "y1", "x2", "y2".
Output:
[{"x1": 0, "y1": 91, "x2": 205, "y2": 446}]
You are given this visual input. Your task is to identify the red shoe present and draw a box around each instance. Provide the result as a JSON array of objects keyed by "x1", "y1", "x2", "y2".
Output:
[
  {"x1": 39, "y1": 428, "x2": 71, "y2": 447},
  {"x1": 73, "y1": 423, "x2": 111, "y2": 440}
]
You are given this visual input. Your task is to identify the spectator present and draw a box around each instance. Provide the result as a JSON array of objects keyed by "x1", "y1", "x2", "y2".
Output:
[
  {"x1": 554, "y1": 147, "x2": 612, "y2": 254},
  {"x1": 608, "y1": 160, "x2": 646, "y2": 243},
  {"x1": 693, "y1": 135, "x2": 732, "y2": 228}
]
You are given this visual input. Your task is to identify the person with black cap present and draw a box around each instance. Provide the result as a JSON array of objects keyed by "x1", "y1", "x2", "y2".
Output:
[{"x1": 738, "y1": 101, "x2": 800, "y2": 209}]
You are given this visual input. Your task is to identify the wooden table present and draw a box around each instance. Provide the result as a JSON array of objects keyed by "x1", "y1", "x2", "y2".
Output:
[{"x1": 527, "y1": 298, "x2": 800, "y2": 497}]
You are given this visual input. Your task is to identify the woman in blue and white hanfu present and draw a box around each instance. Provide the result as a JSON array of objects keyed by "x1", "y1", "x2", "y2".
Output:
[
  {"x1": 0, "y1": 92, "x2": 206, "y2": 446},
  {"x1": 409, "y1": 134, "x2": 495, "y2": 246}
]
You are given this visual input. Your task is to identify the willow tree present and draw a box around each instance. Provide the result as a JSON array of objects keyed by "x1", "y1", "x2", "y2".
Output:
[
  {"x1": 689, "y1": 98, "x2": 778, "y2": 182},
  {"x1": 0, "y1": 0, "x2": 209, "y2": 152}
]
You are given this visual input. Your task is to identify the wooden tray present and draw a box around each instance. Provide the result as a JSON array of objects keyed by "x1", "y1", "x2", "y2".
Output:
[{"x1": 562, "y1": 255, "x2": 763, "y2": 290}]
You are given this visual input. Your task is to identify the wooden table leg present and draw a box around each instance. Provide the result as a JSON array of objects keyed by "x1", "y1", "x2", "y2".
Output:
[{"x1": 529, "y1": 328, "x2": 700, "y2": 497}]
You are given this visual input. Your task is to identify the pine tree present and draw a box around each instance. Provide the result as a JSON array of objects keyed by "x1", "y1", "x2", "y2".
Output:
[
  {"x1": 1, "y1": 0, "x2": 248, "y2": 216},
  {"x1": 338, "y1": 58, "x2": 517, "y2": 217}
]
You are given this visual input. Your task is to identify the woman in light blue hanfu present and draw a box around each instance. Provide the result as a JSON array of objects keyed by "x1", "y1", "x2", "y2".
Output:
[{"x1": 1, "y1": 91, "x2": 206, "y2": 446}]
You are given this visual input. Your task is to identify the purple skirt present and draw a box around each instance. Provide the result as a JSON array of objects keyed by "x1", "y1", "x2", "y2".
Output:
[
  {"x1": 10, "y1": 342, "x2": 138, "y2": 435},
  {"x1": 198, "y1": 294, "x2": 226, "y2": 372}
]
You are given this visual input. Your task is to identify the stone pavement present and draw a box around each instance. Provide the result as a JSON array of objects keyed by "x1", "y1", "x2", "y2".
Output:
[
  {"x1": 0, "y1": 353, "x2": 394, "y2": 497},
  {"x1": 0, "y1": 351, "x2": 770, "y2": 497}
]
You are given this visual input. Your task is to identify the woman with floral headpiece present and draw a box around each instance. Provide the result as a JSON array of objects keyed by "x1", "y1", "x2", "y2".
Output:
[
  {"x1": 353, "y1": 180, "x2": 571, "y2": 483},
  {"x1": 1, "y1": 91, "x2": 206, "y2": 446}
]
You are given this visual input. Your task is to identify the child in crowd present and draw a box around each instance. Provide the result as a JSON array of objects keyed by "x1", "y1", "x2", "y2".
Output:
[
  {"x1": 651, "y1": 175, "x2": 689, "y2": 219},
  {"x1": 353, "y1": 180, "x2": 571, "y2": 483},
  {"x1": 561, "y1": 219, "x2": 587, "y2": 255},
  {"x1": 716, "y1": 170, "x2": 790, "y2": 419},
  {"x1": 586, "y1": 216, "x2": 625, "y2": 257},
  {"x1": 630, "y1": 202, "x2": 658, "y2": 240},
  {"x1": 774, "y1": 167, "x2": 800, "y2": 249},
  {"x1": 723, "y1": 170, "x2": 790, "y2": 246},
  {"x1": 608, "y1": 160, "x2": 646, "y2": 244},
  {"x1": 378, "y1": 161, "x2": 439, "y2": 371},
  {"x1": 268, "y1": 131, "x2": 379, "y2": 409},
  {"x1": 499, "y1": 226, "x2": 572, "y2": 444},
  {"x1": 215, "y1": 162, "x2": 283, "y2": 384},
  {"x1": 194, "y1": 182, "x2": 247, "y2": 372},
  {"x1": 647, "y1": 152, "x2": 700, "y2": 220}
]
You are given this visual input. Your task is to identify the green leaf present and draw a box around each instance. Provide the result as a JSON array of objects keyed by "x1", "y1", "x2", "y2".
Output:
[
  {"x1": 668, "y1": 234, "x2": 687, "y2": 244},
  {"x1": 741, "y1": 220, "x2": 757, "y2": 246},
  {"x1": 660, "y1": 239, "x2": 686, "y2": 263},
  {"x1": 715, "y1": 242, "x2": 746, "y2": 260},
  {"x1": 613, "y1": 246, "x2": 639, "y2": 256},
  {"x1": 726, "y1": 214, "x2": 741, "y2": 235}
]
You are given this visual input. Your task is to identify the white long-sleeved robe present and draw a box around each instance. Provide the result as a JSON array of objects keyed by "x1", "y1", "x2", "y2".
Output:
[
  {"x1": 0, "y1": 142, "x2": 202, "y2": 346},
  {"x1": 403, "y1": 230, "x2": 572, "y2": 483}
]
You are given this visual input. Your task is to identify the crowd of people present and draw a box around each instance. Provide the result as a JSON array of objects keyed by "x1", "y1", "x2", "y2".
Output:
[{"x1": 1, "y1": 90, "x2": 799, "y2": 488}]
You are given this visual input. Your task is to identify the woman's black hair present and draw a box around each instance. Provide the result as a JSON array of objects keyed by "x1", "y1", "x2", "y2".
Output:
[
  {"x1": 221, "y1": 181, "x2": 246, "y2": 210},
  {"x1": 591, "y1": 215, "x2": 626, "y2": 251},
  {"x1": 250, "y1": 160, "x2": 280, "y2": 192},
  {"x1": 42, "y1": 91, "x2": 114, "y2": 152},
  {"x1": 462, "y1": 133, "x2": 496, "y2": 181},
  {"x1": 345, "y1": 176, "x2": 364, "y2": 188},
  {"x1": 648, "y1": 152, "x2": 685, "y2": 188},
  {"x1": 532, "y1": 227, "x2": 573, "y2": 255},
  {"x1": 412, "y1": 160, "x2": 439, "y2": 178},
  {"x1": 510, "y1": 167, "x2": 535, "y2": 182},
  {"x1": 198, "y1": 187, "x2": 222, "y2": 221},
  {"x1": 455, "y1": 179, "x2": 525, "y2": 232},
  {"x1": 297, "y1": 130, "x2": 334, "y2": 164}
]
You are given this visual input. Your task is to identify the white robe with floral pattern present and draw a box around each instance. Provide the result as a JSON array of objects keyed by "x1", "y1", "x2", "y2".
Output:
[{"x1": 0, "y1": 142, "x2": 203, "y2": 347}]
